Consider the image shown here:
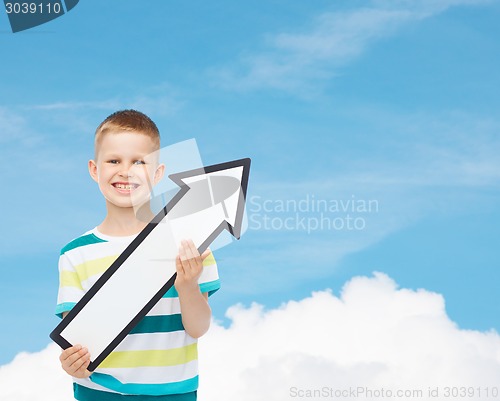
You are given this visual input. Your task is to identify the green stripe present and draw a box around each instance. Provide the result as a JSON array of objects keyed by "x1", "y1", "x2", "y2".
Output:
[
  {"x1": 74, "y1": 383, "x2": 197, "y2": 400},
  {"x1": 130, "y1": 314, "x2": 184, "y2": 334},
  {"x1": 200, "y1": 279, "x2": 221, "y2": 297},
  {"x1": 61, "y1": 233, "x2": 107, "y2": 255},
  {"x1": 163, "y1": 286, "x2": 179, "y2": 298},
  {"x1": 162, "y1": 279, "x2": 220, "y2": 298},
  {"x1": 55, "y1": 302, "x2": 76, "y2": 319}
]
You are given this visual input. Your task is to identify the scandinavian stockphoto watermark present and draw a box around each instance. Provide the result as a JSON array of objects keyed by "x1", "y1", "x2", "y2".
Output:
[{"x1": 249, "y1": 194, "x2": 379, "y2": 234}]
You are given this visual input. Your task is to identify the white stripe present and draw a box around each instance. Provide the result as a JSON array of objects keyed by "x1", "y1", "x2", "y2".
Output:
[
  {"x1": 80, "y1": 275, "x2": 105, "y2": 291},
  {"x1": 96, "y1": 360, "x2": 198, "y2": 385},
  {"x1": 199, "y1": 263, "x2": 218, "y2": 283},
  {"x1": 58, "y1": 253, "x2": 75, "y2": 272},
  {"x1": 57, "y1": 287, "x2": 84, "y2": 304},
  {"x1": 114, "y1": 332, "x2": 197, "y2": 352},
  {"x1": 147, "y1": 297, "x2": 182, "y2": 316},
  {"x1": 64, "y1": 237, "x2": 130, "y2": 264},
  {"x1": 64, "y1": 243, "x2": 126, "y2": 266}
]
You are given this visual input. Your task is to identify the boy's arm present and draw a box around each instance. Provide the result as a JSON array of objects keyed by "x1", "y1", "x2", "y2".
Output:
[{"x1": 175, "y1": 240, "x2": 212, "y2": 338}]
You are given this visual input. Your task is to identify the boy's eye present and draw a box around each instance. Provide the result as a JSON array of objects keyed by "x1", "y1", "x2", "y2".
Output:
[
  {"x1": 108, "y1": 160, "x2": 119, "y2": 164},
  {"x1": 133, "y1": 160, "x2": 146, "y2": 165}
]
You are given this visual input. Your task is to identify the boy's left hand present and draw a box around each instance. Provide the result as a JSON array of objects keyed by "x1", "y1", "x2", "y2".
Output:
[{"x1": 175, "y1": 239, "x2": 210, "y2": 293}]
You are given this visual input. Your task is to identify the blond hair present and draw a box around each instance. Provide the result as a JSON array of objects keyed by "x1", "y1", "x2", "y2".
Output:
[{"x1": 94, "y1": 110, "x2": 160, "y2": 156}]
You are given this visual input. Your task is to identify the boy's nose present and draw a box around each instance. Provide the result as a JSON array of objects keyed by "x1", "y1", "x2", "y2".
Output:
[{"x1": 119, "y1": 168, "x2": 133, "y2": 178}]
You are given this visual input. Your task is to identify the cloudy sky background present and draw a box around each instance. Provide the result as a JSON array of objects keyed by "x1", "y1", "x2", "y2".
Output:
[
  {"x1": 2, "y1": 273, "x2": 500, "y2": 401},
  {"x1": 1, "y1": 0, "x2": 499, "y2": 399}
]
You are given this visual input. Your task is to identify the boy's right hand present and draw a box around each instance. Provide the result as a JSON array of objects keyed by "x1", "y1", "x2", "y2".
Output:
[{"x1": 59, "y1": 344, "x2": 92, "y2": 378}]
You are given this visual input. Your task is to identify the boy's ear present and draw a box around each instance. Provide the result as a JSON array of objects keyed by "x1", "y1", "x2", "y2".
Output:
[
  {"x1": 153, "y1": 163, "x2": 165, "y2": 185},
  {"x1": 88, "y1": 160, "x2": 99, "y2": 183}
]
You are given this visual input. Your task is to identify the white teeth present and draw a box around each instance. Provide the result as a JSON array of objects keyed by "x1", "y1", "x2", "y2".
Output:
[{"x1": 115, "y1": 184, "x2": 136, "y2": 190}]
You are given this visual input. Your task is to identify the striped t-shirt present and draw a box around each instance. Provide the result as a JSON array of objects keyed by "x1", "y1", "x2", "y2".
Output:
[{"x1": 56, "y1": 228, "x2": 220, "y2": 401}]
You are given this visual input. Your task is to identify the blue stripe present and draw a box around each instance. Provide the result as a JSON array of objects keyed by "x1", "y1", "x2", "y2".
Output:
[
  {"x1": 162, "y1": 279, "x2": 221, "y2": 298},
  {"x1": 61, "y1": 233, "x2": 107, "y2": 255},
  {"x1": 200, "y1": 279, "x2": 221, "y2": 297},
  {"x1": 130, "y1": 314, "x2": 184, "y2": 334},
  {"x1": 74, "y1": 383, "x2": 196, "y2": 400},
  {"x1": 89, "y1": 373, "x2": 199, "y2": 396},
  {"x1": 55, "y1": 302, "x2": 76, "y2": 319}
]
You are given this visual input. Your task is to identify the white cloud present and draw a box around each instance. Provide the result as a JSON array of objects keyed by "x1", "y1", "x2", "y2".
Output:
[
  {"x1": 372, "y1": 0, "x2": 493, "y2": 15},
  {"x1": 0, "y1": 107, "x2": 42, "y2": 146},
  {"x1": 28, "y1": 83, "x2": 183, "y2": 117},
  {"x1": 2, "y1": 273, "x2": 499, "y2": 400},
  {"x1": 30, "y1": 99, "x2": 120, "y2": 111},
  {"x1": 200, "y1": 272, "x2": 500, "y2": 400},
  {"x1": 0, "y1": 344, "x2": 73, "y2": 401},
  {"x1": 213, "y1": 0, "x2": 495, "y2": 94}
]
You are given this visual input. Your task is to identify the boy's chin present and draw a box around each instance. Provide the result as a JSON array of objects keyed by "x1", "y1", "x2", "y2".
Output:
[
  {"x1": 106, "y1": 196, "x2": 152, "y2": 213},
  {"x1": 133, "y1": 201, "x2": 156, "y2": 222}
]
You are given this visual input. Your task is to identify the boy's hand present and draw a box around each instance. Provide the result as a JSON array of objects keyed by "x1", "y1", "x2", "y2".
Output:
[
  {"x1": 59, "y1": 344, "x2": 92, "y2": 378},
  {"x1": 175, "y1": 239, "x2": 210, "y2": 293}
]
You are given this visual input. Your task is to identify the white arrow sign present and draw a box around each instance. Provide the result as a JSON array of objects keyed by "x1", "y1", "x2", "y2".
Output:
[{"x1": 50, "y1": 158, "x2": 251, "y2": 371}]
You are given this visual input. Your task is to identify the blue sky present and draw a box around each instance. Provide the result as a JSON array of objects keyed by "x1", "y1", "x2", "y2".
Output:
[{"x1": 1, "y1": 0, "x2": 499, "y2": 365}]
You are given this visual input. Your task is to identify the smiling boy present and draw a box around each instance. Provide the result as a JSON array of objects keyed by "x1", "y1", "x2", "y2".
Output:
[{"x1": 56, "y1": 110, "x2": 220, "y2": 401}]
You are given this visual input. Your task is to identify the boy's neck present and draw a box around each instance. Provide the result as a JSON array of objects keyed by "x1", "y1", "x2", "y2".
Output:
[{"x1": 98, "y1": 202, "x2": 154, "y2": 237}]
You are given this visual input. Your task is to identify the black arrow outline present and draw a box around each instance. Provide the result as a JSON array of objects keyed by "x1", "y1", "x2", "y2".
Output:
[{"x1": 49, "y1": 157, "x2": 251, "y2": 371}]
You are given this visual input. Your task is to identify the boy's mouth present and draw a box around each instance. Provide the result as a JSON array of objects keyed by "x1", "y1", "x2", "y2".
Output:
[{"x1": 112, "y1": 183, "x2": 140, "y2": 190}]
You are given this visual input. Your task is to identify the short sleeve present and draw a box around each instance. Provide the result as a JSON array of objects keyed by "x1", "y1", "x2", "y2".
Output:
[
  {"x1": 198, "y1": 251, "x2": 220, "y2": 297},
  {"x1": 55, "y1": 251, "x2": 85, "y2": 318}
]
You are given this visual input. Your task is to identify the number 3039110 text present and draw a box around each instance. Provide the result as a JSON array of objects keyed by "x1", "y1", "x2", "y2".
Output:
[{"x1": 5, "y1": 2, "x2": 62, "y2": 14}]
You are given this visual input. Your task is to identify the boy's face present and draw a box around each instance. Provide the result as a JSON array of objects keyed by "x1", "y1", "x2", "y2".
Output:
[{"x1": 88, "y1": 131, "x2": 164, "y2": 210}]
